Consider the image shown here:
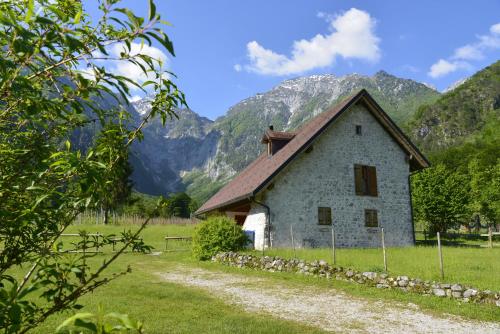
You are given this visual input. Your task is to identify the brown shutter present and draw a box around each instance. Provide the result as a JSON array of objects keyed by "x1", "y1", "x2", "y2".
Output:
[
  {"x1": 368, "y1": 166, "x2": 378, "y2": 196},
  {"x1": 354, "y1": 165, "x2": 363, "y2": 195},
  {"x1": 318, "y1": 207, "x2": 332, "y2": 225},
  {"x1": 326, "y1": 208, "x2": 332, "y2": 225},
  {"x1": 365, "y1": 209, "x2": 379, "y2": 227}
]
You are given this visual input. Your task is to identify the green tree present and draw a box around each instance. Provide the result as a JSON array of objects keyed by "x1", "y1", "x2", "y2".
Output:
[
  {"x1": 469, "y1": 158, "x2": 500, "y2": 230},
  {"x1": 161, "y1": 192, "x2": 196, "y2": 218},
  {"x1": 93, "y1": 122, "x2": 133, "y2": 224},
  {"x1": 0, "y1": 0, "x2": 185, "y2": 332},
  {"x1": 412, "y1": 164, "x2": 471, "y2": 235}
]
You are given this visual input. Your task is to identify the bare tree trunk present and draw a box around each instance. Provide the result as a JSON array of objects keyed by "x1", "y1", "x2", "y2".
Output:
[{"x1": 103, "y1": 207, "x2": 109, "y2": 225}]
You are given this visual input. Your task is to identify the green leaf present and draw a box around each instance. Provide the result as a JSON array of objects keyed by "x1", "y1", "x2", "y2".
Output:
[
  {"x1": 25, "y1": 0, "x2": 34, "y2": 22},
  {"x1": 148, "y1": 0, "x2": 156, "y2": 21},
  {"x1": 56, "y1": 313, "x2": 95, "y2": 333},
  {"x1": 146, "y1": 31, "x2": 175, "y2": 56},
  {"x1": 74, "y1": 9, "x2": 82, "y2": 24}
]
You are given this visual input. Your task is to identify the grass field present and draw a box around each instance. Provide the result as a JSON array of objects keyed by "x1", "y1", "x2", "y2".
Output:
[
  {"x1": 252, "y1": 246, "x2": 500, "y2": 291},
  {"x1": 11, "y1": 222, "x2": 500, "y2": 332}
]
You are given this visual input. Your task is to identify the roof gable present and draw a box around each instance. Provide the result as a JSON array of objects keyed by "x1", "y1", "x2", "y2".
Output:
[{"x1": 196, "y1": 89, "x2": 429, "y2": 215}]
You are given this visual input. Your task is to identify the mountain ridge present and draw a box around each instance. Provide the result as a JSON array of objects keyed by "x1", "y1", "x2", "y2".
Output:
[
  {"x1": 409, "y1": 60, "x2": 500, "y2": 152},
  {"x1": 127, "y1": 70, "x2": 441, "y2": 201}
]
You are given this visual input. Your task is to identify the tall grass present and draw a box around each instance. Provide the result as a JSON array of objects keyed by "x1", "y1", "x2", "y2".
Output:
[{"x1": 75, "y1": 212, "x2": 199, "y2": 225}]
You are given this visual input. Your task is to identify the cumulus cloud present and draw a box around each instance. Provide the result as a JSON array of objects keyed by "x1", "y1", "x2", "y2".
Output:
[
  {"x1": 452, "y1": 45, "x2": 484, "y2": 60},
  {"x1": 428, "y1": 59, "x2": 471, "y2": 78},
  {"x1": 490, "y1": 23, "x2": 500, "y2": 35},
  {"x1": 108, "y1": 42, "x2": 169, "y2": 84},
  {"x1": 428, "y1": 22, "x2": 500, "y2": 78},
  {"x1": 79, "y1": 42, "x2": 170, "y2": 91},
  {"x1": 241, "y1": 8, "x2": 380, "y2": 76}
]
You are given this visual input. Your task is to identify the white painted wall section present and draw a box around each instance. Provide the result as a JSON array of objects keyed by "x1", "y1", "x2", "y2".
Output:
[{"x1": 242, "y1": 204, "x2": 267, "y2": 250}]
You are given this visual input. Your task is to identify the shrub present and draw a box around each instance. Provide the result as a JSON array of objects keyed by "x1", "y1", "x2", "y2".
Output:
[{"x1": 192, "y1": 216, "x2": 247, "y2": 260}]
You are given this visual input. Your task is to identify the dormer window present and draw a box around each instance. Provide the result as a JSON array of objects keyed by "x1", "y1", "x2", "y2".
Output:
[
  {"x1": 261, "y1": 126, "x2": 296, "y2": 156},
  {"x1": 356, "y1": 125, "x2": 362, "y2": 135}
]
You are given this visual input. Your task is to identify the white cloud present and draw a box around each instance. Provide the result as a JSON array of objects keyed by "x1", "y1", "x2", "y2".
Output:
[
  {"x1": 429, "y1": 22, "x2": 500, "y2": 77},
  {"x1": 452, "y1": 44, "x2": 483, "y2": 60},
  {"x1": 129, "y1": 95, "x2": 142, "y2": 102},
  {"x1": 242, "y1": 8, "x2": 380, "y2": 76},
  {"x1": 233, "y1": 64, "x2": 242, "y2": 72},
  {"x1": 428, "y1": 59, "x2": 471, "y2": 78},
  {"x1": 107, "y1": 42, "x2": 169, "y2": 85},
  {"x1": 490, "y1": 23, "x2": 500, "y2": 35}
]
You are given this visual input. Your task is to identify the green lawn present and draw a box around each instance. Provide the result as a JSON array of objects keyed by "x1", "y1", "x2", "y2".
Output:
[
  {"x1": 25, "y1": 223, "x2": 324, "y2": 334},
  {"x1": 252, "y1": 246, "x2": 500, "y2": 291},
  {"x1": 13, "y1": 223, "x2": 500, "y2": 332}
]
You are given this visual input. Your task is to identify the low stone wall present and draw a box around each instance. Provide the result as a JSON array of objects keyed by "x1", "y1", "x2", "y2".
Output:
[{"x1": 212, "y1": 252, "x2": 500, "y2": 307}]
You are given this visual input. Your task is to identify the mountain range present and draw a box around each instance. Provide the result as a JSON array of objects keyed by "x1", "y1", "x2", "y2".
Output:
[
  {"x1": 102, "y1": 60, "x2": 499, "y2": 204},
  {"x1": 128, "y1": 70, "x2": 442, "y2": 202}
]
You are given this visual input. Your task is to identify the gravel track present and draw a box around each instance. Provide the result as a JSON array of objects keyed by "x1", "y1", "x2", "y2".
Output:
[{"x1": 158, "y1": 266, "x2": 500, "y2": 334}]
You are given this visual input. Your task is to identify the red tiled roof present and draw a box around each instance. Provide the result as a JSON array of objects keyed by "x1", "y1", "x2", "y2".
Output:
[{"x1": 195, "y1": 89, "x2": 429, "y2": 215}]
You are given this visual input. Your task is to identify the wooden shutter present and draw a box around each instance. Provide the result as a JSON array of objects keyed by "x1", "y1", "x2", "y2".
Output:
[
  {"x1": 367, "y1": 166, "x2": 378, "y2": 196},
  {"x1": 318, "y1": 207, "x2": 332, "y2": 225},
  {"x1": 365, "y1": 209, "x2": 378, "y2": 227},
  {"x1": 354, "y1": 165, "x2": 363, "y2": 195}
]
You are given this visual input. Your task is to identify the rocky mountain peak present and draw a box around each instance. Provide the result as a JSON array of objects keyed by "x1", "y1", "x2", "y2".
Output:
[{"x1": 124, "y1": 70, "x2": 442, "y2": 201}]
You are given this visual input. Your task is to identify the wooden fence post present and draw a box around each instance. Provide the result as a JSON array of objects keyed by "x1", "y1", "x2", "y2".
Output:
[
  {"x1": 489, "y1": 226, "x2": 493, "y2": 248},
  {"x1": 381, "y1": 227, "x2": 387, "y2": 272},
  {"x1": 290, "y1": 224, "x2": 296, "y2": 258},
  {"x1": 331, "y1": 226, "x2": 336, "y2": 265},
  {"x1": 437, "y1": 232, "x2": 444, "y2": 279}
]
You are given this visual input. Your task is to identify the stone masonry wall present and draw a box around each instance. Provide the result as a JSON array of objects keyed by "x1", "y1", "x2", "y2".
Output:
[
  {"x1": 213, "y1": 252, "x2": 500, "y2": 307},
  {"x1": 258, "y1": 102, "x2": 413, "y2": 248}
]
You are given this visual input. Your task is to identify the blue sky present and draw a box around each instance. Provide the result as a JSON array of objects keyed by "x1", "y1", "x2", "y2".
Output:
[{"x1": 86, "y1": 1, "x2": 500, "y2": 120}]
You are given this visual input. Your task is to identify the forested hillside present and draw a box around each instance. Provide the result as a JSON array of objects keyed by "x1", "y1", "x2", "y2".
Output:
[{"x1": 409, "y1": 60, "x2": 500, "y2": 152}]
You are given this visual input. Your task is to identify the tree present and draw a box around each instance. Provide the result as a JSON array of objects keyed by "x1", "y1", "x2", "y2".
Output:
[
  {"x1": 412, "y1": 164, "x2": 471, "y2": 235},
  {"x1": 93, "y1": 122, "x2": 133, "y2": 224},
  {"x1": 469, "y1": 158, "x2": 500, "y2": 230},
  {"x1": 0, "y1": 0, "x2": 186, "y2": 332},
  {"x1": 161, "y1": 192, "x2": 196, "y2": 218}
]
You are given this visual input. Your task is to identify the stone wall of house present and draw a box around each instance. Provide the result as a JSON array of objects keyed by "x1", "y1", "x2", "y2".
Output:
[
  {"x1": 258, "y1": 103, "x2": 414, "y2": 248},
  {"x1": 213, "y1": 252, "x2": 500, "y2": 307},
  {"x1": 242, "y1": 205, "x2": 267, "y2": 250}
]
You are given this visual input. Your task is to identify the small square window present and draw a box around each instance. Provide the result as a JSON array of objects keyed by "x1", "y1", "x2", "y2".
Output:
[
  {"x1": 365, "y1": 209, "x2": 378, "y2": 227},
  {"x1": 318, "y1": 207, "x2": 332, "y2": 225},
  {"x1": 355, "y1": 125, "x2": 362, "y2": 135}
]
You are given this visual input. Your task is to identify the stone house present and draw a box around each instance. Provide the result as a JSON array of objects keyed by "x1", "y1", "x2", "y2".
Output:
[{"x1": 195, "y1": 89, "x2": 429, "y2": 249}]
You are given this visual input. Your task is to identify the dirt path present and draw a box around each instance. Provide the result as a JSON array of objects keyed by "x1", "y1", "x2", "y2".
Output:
[{"x1": 158, "y1": 266, "x2": 500, "y2": 334}]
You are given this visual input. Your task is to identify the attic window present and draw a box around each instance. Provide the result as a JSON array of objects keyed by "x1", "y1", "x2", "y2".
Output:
[{"x1": 355, "y1": 125, "x2": 362, "y2": 135}]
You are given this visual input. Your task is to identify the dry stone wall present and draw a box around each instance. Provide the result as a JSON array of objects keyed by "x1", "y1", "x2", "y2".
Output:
[{"x1": 213, "y1": 252, "x2": 500, "y2": 307}]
